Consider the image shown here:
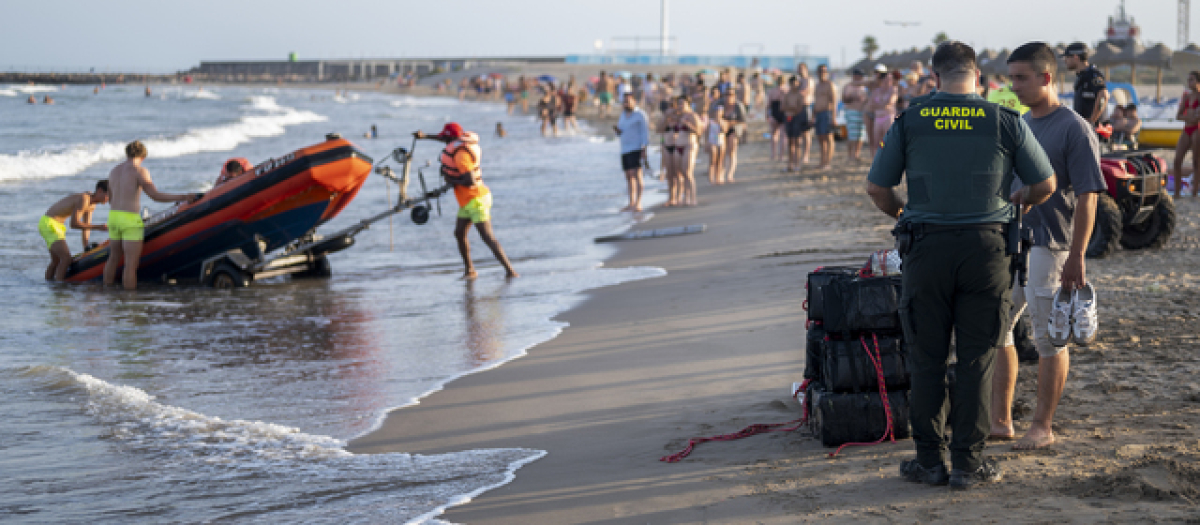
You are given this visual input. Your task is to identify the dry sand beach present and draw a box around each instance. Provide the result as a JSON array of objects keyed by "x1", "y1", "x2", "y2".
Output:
[{"x1": 350, "y1": 108, "x2": 1200, "y2": 522}]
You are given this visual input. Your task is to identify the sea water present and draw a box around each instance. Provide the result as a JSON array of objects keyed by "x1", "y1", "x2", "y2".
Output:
[{"x1": 0, "y1": 84, "x2": 664, "y2": 523}]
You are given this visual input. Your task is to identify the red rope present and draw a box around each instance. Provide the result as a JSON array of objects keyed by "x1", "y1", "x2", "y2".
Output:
[
  {"x1": 660, "y1": 379, "x2": 811, "y2": 463},
  {"x1": 829, "y1": 333, "x2": 895, "y2": 457}
]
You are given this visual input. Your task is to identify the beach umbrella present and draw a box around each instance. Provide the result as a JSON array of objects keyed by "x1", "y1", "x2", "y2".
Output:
[
  {"x1": 984, "y1": 49, "x2": 1010, "y2": 78},
  {"x1": 1138, "y1": 43, "x2": 1173, "y2": 100},
  {"x1": 1114, "y1": 41, "x2": 1146, "y2": 84},
  {"x1": 1091, "y1": 42, "x2": 1123, "y2": 79},
  {"x1": 847, "y1": 57, "x2": 876, "y2": 75},
  {"x1": 537, "y1": 74, "x2": 556, "y2": 84},
  {"x1": 1172, "y1": 43, "x2": 1200, "y2": 70}
]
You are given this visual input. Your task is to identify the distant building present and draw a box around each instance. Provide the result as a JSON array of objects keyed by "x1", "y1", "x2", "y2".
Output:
[{"x1": 1105, "y1": 0, "x2": 1141, "y2": 46}]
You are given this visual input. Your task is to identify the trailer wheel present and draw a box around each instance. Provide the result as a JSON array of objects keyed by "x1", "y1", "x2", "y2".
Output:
[
  {"x1": 293, "y1": 256, "x2": 333, "y2": 279},
  {"x1": 1120, "y1": 193, "x2": 1176, "y2": 250},
  {"x1": 209, "y1": 262, "x2": 249, "y2": 289},
  {"x1": 1086, "y1": 193, "x2": 1122, "y2": 259}
]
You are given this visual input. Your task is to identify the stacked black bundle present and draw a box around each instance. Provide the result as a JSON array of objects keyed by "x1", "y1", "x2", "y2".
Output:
[{"x1": 803, "y1": 267, "x2": 911, "y2": 447}]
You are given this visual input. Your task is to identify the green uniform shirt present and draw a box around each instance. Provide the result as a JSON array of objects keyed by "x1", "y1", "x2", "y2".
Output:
[{"x1": 867, "y1": 92, "x2": 1054, "y2": 225}]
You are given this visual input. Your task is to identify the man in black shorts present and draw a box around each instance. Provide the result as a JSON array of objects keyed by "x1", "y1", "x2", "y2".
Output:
[
  {"x1": 614, "y1": 93, "x2": 650, "y2": 211},
  {"x1": 781, "y1": 75, "x2": 811, "y2": 172}
]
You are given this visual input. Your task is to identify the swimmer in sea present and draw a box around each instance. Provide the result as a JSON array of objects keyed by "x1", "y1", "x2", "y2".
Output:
[{"x1": 41, "y1": 180, "x2": 110, "y2": 281}]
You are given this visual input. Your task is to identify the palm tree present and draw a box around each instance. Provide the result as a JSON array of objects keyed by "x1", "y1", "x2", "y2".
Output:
[
  {"x1": 863, "y1": 36, "x2": 880, "y2": 60},
  {"x1": 933, "y1": 32, "x2": 949, "y2": 45}
]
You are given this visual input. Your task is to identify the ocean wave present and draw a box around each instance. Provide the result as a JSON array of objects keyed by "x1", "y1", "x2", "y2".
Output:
[
  {"x1": 0, "y1": 84, "x2": 59, "y2": 97},
  {"x1": 0, "y1": 95, "x2": 326, "y2": 181},
  {"x1": 19, "y1": 365, "x2": 545, "y2": 523}
]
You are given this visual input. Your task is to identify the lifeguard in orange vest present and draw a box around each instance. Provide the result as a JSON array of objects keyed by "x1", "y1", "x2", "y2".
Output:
[{"x1": 415, "y1": 122, "x2": 518, "y2": 279}]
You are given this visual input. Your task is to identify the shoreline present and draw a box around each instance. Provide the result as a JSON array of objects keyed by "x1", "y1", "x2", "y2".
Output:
[{"x1": 348, "y1": 103, "x2": 1200, "y2": 522}]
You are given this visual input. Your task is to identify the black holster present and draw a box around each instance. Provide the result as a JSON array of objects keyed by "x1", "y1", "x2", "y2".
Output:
[
  {"x1": 892, "y1": 220, "x2": 915, "y2": 256},
  {"x1": 1006, "y1": 218, "x2": 1033, "y2": 287}
]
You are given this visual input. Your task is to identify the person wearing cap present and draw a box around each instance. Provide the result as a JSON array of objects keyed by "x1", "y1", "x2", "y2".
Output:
[
  {"x1": 842, "y1": 68, "x2": 869, "y2": 163},
  {"x1": 1063, "y1": 42, "x2": 1108, "y2": 128},
  {"x1": 866, "y1": 41, "x2": 1057, "y2": 490},
  {"x1": 414, "y1": 123, "x2": 518, "y2": 280}
]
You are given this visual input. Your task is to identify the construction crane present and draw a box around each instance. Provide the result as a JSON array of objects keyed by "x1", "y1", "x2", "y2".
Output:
[{"x1": 1182, "y1": 0, "x2": 1191, "y2": 49}]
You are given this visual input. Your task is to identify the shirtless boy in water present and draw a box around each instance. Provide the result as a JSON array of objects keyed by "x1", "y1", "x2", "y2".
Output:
[
  {"x1": 40, "y1": 180, "x2": 110, "y2": 281},
  {"x1": 104, "y1": 141, "x2": 197, "y2": 290}
]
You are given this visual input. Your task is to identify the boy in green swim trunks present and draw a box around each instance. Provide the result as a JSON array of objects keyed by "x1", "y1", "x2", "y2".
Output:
[
  {"x1": 40, "y1": 180, "x2": 110, "y2": 281},
  {"x1": 104, "y1": 140, "x2": 198, "y2": 290}
]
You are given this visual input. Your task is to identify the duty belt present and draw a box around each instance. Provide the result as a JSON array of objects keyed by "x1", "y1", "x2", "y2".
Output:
[{"x1": 918, "y1": 223, "x2": 1004, "y2": 234}]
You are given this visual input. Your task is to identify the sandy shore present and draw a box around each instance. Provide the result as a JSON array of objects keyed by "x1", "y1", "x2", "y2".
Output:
[{"x1": 348, "y1": 109, "x2": 1200, "y2": 522}]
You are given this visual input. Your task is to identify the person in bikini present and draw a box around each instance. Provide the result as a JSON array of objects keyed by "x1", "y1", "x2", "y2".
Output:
[
  {"x1": 41, "y1": 180, "x2": 110, "y2": 281},
  {"x1": 104, "y1": 141, "x2": 199, "y2": 290},
  {"x1": 720, "y1": 88, "x2": 747, "y2": 183},
  {"x1": 706, "y1": 86, "x2": 726, "y2": 184},
  {"x1": 767, "y1": 75, "x2": 788, "y2": 162},
  {"x1": 658, "y1": 99, "x2": 683, "y2": 206},
  {"x1": 675, "y1": 94, "x2": 702, "y2": 205},
  {"x1": 1174, "y1": 71, "x2": 1200, "y2": 197}
]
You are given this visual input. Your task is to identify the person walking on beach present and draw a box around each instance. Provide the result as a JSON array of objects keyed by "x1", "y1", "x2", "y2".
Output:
[
  {"x1": 596, "y1": 72, "x2": 614, "y2": 117},
  {"x1": 415, "y1": 123, "x2": 518, "y2": 280},
  {"x1": 842, "y1": 68, "x2": 868, "y2": 163},
  {"x1": 795, "y1": 63, "x2": 815, "y2": 165},
  {"x1": 615, "y1": 93, "x2": 650, "y2": 212},
  {"x1": 104, "y1": 141, "x2": 199, "y2": 290},
  {"x1": 781, "y1": 76, "x2": 809, "y2": 172},
  {"x1": 706, "y1": 86, "x2": 726, "y2": 184},
  {"x1": 40, "y1": 180, "x2": 109, "y2": 281},
  {"x1": 867, "y1": 41, "x2": 1056, "y2": 489},
  {"x1": 1063, "y1": 43, "x2": 1108, "y2": 129},
  {"x1": 676, "y1": 95, "x2": 702, "y2": 205},
  {"x1": 719, "y1": 88, "x2": 747, "y2": 183},
  {"x1": 767, "y1": 75, "x2": 788, "y2": 162},
  {"x1": 990, "y1": 42, "x2": 1105, "y2": 451},
  {"x1": 1173, "y1": 72, "x2": 1200, "y2": 197},
  {"x1": 812, "y1": 64, "x2": 839, "y2": 171},
  {"x1": 560, "y1": 82, "x2": 580, "y2": 134}
]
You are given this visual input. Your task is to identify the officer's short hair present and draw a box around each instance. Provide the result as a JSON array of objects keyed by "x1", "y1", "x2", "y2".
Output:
[
  {"x1": 1008, "y1": 42, "x2": 1058, "y2": 77},
  {"x1": 931, "y1": 41, "x2": 977, "y2": 81}
]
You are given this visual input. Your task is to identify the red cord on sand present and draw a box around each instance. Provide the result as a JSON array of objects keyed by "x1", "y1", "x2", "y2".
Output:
[
  {"x1": 828, "y1": 333, "x2": 895, "y2": 457},
  {"x1": 659, "y1": 379, "x2": 810, "y2": 463}
]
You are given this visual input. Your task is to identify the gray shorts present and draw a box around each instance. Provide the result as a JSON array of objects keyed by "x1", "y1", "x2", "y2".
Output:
[{"x1": 1004, "y1": 247, "x2": 1070, "y2": 357}]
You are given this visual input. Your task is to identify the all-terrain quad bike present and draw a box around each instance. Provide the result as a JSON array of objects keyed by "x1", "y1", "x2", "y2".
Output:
[{"x1": 1086, "y1": 151, "x2": 1176, "y2": 258}]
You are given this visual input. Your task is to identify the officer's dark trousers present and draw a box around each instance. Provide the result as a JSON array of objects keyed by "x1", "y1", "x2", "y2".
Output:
[{"x1": 899, "y1": 228, "x2": 1012, "y2": 472}]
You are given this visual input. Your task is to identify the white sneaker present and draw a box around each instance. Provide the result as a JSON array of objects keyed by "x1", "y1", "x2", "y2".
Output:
[
  {"x1": 1072, "y1": 283, "x2": 1098, "y2": 345},
  {"x1": 1048, "y1": 286, "x2": 1073, "y2": 347}
]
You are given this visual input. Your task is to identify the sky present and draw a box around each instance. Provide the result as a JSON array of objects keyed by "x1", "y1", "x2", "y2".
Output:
[{"x1": 0, "y1": 0, "x2": 1187, "y2": 72}]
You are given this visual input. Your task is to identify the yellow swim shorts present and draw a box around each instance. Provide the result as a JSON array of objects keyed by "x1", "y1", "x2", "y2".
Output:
[
  {"x1": 38, "y1": 215, "x2": 67, "y2": 249},
  {"x1": 456, "y1": 193, "x2": 493, "y2": 224},
  {"x1": 108, "y1": 210, "x2": 145, "y2": 242}
]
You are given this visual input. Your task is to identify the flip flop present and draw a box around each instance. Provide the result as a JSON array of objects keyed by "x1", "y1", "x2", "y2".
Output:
[{"x1": 987, "y1": 434, "x2": 1017, "y2": 442}]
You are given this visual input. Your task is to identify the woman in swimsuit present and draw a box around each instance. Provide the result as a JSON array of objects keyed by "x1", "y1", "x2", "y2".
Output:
[
  {"x1": 677, "y1": 95, "x2": 703, "y2": 206},
  {"x1": 767, "y1": 76, "x2": 788, "y2": 162},
  {"x1": 659, "y1": 100, "x2": 682, "y2": 206},
  {"x1": 1174, "y1": 71, "x2": 1200, "y2": 197},
  {"x1": 866, "y1": 72, "x2": 898, "y2": 157}
]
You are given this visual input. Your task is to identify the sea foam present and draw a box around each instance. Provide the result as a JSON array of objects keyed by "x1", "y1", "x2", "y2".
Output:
[{"x1": 0, "y1": 95, "x2": 325, "y2": 181}]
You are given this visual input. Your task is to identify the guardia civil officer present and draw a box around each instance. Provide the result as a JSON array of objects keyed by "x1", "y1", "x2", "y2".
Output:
[{"x1": 865, "y1": 41, "x2": 1058, "y2": 489}]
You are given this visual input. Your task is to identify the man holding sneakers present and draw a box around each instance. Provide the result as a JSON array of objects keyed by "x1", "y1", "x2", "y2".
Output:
[{"x1": 990, "y1": 42, "x2": 1106, "y2": 450}]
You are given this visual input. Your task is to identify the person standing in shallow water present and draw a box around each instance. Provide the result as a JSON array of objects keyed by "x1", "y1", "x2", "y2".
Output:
[
  {"x1": 415, "y1": 123, "x2": 518, "y2": 280},
  {"x1": 105, "y1": 141, "x2": 198, "y2": 290}
]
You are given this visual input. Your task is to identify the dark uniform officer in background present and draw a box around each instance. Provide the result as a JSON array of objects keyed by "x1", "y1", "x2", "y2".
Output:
[
  {"x1": 866, "y1": 41, "x2": 1058, "y2": 490},
  {"x1": 1063, "y1": 42, "x2": 1108, "y2": 128}
]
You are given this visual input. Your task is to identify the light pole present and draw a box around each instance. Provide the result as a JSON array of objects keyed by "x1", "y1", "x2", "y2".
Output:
[{"x1": 661, "y1": 0, "x2": 669, "y2": 56}]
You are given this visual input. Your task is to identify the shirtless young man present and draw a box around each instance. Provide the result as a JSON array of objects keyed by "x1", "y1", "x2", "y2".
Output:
[
  {"x1": 812, "y1": 64, "x2": 839, "y2": 171},
  {"x1": 104, "y1": 141, "x2": 197, "y2": 290},
  {"x1": 794, "y1": 63, "x2": 816, "y2": 165},
  {"x1": 841, "y1": 69, "x2": 869, "y2": 163},
  {"x1": 781, "y1": 76, "x2": 808, "y2": 172},
  {"x1": 41, "y1": 180, "x2": 110, "y2": 281}
]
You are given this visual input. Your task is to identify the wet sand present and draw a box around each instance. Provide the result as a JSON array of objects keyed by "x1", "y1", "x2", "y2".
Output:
[{"x1": 349, "y1": 112, "x2": 1200, "y2": 521}]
